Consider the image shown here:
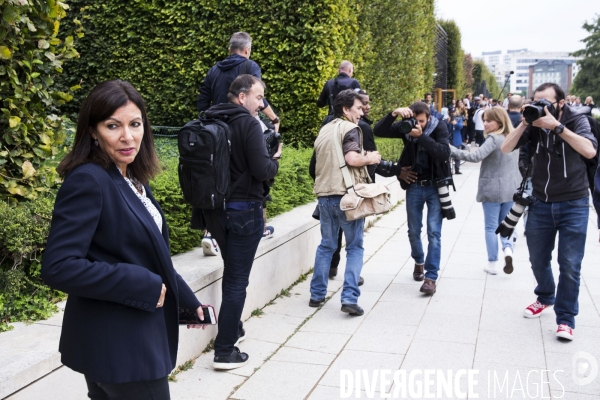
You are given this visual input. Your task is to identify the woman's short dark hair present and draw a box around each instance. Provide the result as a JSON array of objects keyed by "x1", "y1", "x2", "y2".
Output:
[
  {"x1": 409, "y1": 101, "x2": 430, "y2": 118},
  {"x1": 57, "y1": 80, "x2": 160, "y2": 184},
  {"x1": 333, "y1": 89, "x2": 361, "y2": 118}
]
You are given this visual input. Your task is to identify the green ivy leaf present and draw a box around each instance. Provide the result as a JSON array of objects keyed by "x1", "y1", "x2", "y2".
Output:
[
  {"x1": 8, "y1": 116, "x2": 21, "y2": 128},
  {"x1": 0, "y1": 46, "x2": 11, "y2": 60}
]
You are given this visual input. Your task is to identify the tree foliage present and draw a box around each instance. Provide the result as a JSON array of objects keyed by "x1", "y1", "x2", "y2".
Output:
[
  {"x1": 437, "y1": 19, "x2": 465, "y2": 98},
  {"x1": 463, "y1": 53, "x2": 474, "y2": 95},
  {"x1": 354, "y1": 0, "x2": 436, "y2": 117},
  {"x1": 571, "y1": 15, "x2": 600, "y2": 101},
  {"x1": 472, "y1": 60, "x2": 500, "y2": 99},
  {"x1": 55, "y1": 0, "x2": 436, "y2": 145},
  {"x1": 0, "y1": 0, "x2": 81, "y2": 200}
]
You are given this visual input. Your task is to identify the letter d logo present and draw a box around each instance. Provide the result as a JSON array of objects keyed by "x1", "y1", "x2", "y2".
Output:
[{"x1": 572, "y1": 351, "x2": 598, "y2": 386}]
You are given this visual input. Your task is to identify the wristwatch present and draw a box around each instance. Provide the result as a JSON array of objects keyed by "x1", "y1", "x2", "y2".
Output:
[
  {"x1": 271, "y1": 117, "x2": 280, "y2": 124},
  {"x1": 554, "y1": 123, "x2": 565, "y2": 135}
]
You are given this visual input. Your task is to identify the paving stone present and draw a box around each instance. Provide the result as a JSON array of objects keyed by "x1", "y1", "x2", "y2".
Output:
[
  {"x1": 242, "y1": 313, "x2": 304, "y2": 345},
  {"x1": 230, "y1": 360, "x2": 327, "y2": 400},
  {"x1": 284, "y1": 332, "x2": 351, "y2": 355},
  {"x1": 318, "y1": 349, "x2": 403, "y2": 390},
  {"x1": 269, "y1": 346, "x2": 337, "y2": 366},
  {"x1": 474, "y1": 330, "x2": 546, "y2": 369}
]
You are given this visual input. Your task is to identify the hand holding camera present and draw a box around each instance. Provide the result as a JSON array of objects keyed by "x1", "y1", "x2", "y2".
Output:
[
  {"x1": 531, "y1": 106, "x2": 560, "y2": 130},
  {"x1": 367, "y1": 150, "x2": 382, "y2": 165},
  {"x1": 392, "y1": 107, "x2": 413, "y2": 119}
]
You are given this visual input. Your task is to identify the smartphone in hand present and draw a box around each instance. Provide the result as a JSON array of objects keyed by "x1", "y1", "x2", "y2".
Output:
[{"x1": 178, "y1": 305, "x2": 217, "y2": 325}]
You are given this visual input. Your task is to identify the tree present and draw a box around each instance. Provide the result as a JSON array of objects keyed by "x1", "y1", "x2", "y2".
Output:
[
  {"x1": 471, "y1": 60, "x2": 500, "y2": 99},
  {"x1": 437, "y1": 19, "x2": 465, "y2": 98},
  {"x1": 0, "y1": 0, "x2": 81, "y2": 200},
  {"x1": 571, "y1": 15, "x2": 600, "y2": 101}
]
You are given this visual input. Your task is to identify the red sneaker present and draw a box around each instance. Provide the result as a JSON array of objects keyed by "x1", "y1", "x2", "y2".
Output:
[
  {"x1": 523, "y1": 301, "x2": 552, "y2": 318},
  {"x1": 556, "y1": 324, "x2": 574, "y2": 340}
]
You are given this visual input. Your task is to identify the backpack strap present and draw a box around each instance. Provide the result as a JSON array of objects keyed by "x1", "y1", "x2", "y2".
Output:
[{"x1": 238, "y1": 59, "x2": 253, "y2": 76}]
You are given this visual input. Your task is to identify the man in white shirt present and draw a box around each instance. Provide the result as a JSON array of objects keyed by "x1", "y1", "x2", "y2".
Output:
[{"x1": 473, "y1": 101, "x2": 486, "y2": 146}]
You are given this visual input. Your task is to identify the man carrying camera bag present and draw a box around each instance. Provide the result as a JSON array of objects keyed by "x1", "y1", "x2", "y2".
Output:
[
  {"x1": 310, "y1": 89, "x2": 381, "y2": 316},
  {"x1": 374, "y1": 102, "x2": 452, "y2": 296},
  {"x1": 501, "y1": 82, "x2": 596, "y2": 341}
]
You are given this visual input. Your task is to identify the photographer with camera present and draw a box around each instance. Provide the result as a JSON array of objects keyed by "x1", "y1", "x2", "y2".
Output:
[
  {"x1": 451, "y1": 107, "x2": 521, "y2": 275},
  {"x1": 374, "y1": 102, "x2": 452, "y2": 295},
  {"x1": 501, "y1": 82, "x2": 597, "y2": 341},
  {"x1": 447, "y1": 106, "x2": 464, "y2": 175}
]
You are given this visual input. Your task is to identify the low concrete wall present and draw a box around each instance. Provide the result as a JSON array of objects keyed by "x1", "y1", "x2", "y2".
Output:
[{"x1": 2, "y1": 177, "x2": 403, "y2": 400}]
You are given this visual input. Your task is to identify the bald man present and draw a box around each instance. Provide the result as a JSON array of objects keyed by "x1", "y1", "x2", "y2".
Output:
[
  {"x1": 317, "y1": 60, "x2": 361, "y2": 114},
  {"x1": 508, "y1": 94, "x2": 523, "y2": 128}
]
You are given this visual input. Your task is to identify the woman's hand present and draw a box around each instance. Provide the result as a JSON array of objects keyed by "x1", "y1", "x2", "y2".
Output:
[
  {"x1": 187, "y1": 306, "x2": 207, "y2": 330},
  {"x1": 156, "y1": 283, "x2": 166, "y2": 308}
]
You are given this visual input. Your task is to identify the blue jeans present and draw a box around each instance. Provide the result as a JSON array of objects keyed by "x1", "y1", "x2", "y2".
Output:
[
  {"x1": 482, "y1": 201, "x2": 515, "y2": 261},
  {"x1": 310, "y1": 196, "x2": 365, "y2": 305},
  {"x1": 526, "y1": 196, "x2": 588, "y2": 329},
  {"x1": 203, "y1": 204, "x2": 264, "y2": 356},
  {"x1": 406, "y1": 185, "x2": 443, "y2": 281}
]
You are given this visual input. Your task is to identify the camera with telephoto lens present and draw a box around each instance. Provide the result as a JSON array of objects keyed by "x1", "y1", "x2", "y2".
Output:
[
  {"x1": 264, "y1": 128, "x2": 281, "y2": 157},
  {"x1": 399, "y1": 117, "x2": 418, "y2": 135},
  {"x1": 522, "y1": 99, "x2": 556, "y2": 124},
  {"x1": 436, "y1": 178, "x2": 456, "y2": 220},
  {"x1": 495, "y1": 191, "x2": 531, "y2": 238}
]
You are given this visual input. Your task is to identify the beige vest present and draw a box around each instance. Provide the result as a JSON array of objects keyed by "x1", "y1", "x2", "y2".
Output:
[{"x1": 313, "y1": 118, "x2": 370, "y2": 197}]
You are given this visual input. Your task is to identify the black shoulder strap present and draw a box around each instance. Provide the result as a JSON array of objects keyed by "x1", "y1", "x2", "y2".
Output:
[
  {"x1": 238, "y1": 59, "x2": 253, "y2": 76},
  {"x1": 327, "y1": 79, "x2": 337, "y2": 114}
]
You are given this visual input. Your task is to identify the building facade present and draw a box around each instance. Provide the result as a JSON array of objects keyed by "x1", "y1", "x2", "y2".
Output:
[{"x1": 477, "y1": 49, "x2": 580, "y2": 98}]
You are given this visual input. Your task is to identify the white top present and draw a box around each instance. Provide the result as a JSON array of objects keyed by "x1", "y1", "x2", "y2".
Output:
[
  {"x1": 473, "y1": 108, "x2": 485, "y2": 131},
  {"x1": 463, "y1": 99, "x2": 471, "y2": 108},
  {"x1": 123, "y1": 175, "x2": 163, "y2": 233}
]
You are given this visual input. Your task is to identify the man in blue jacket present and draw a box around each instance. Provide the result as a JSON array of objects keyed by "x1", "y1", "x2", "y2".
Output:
[{"x1": 197, "y1": 32, "x2": 280, "y2": 130}]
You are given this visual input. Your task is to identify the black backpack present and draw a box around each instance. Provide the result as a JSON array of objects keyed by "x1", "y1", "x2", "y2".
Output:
[
  {"x1": 327, "y1": 78, "x2": 353, "y2": 114},
  {"x1": 178, "y1": 114, "x2": 247, "y2": 209},
  {"x1": 584, "y1": 115, "x2": 600, "y2": 193}
]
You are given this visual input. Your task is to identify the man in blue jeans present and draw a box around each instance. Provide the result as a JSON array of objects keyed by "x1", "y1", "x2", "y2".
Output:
[
  {"x1": 502, "y1": 82, "x2": 596, "y2": 341},
  {"x1": 310, "y1": 89, "x2": 381, "y2": 315},
  {"x1": 374, "y1": 102, "x2": 451, "y2": 295},
  {"x1": 199, "y1": 75, "x2": 282, "y2": 369}
]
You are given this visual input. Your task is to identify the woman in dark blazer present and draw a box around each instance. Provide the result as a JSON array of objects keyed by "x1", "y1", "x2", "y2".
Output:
[{"x1": 42, "y1": 80, "x2": 204, "y2": 400}]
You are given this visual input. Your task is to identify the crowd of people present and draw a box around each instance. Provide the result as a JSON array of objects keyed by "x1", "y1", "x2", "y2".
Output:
[{"x1": 37, "y1": 30, "x2": 599, "y2": 399}]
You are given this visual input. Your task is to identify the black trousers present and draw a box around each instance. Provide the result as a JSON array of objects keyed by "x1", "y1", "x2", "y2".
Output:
[
  {"x1": 330, "y1": 228, "x2": 344, "y2": 269},
  {"x1": 86, "y1": 376, "x2": 170, "y2": 400}
]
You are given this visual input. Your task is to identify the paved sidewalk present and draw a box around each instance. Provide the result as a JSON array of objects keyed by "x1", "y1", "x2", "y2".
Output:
[{"x1": 169, "y1": 161, "x2": 600, "y2": 400}]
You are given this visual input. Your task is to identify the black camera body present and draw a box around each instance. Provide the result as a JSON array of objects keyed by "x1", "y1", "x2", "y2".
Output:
[
  {"x1": 399, "y1": 117, "x2": 418, "y2": 135},
  {"x1": 523, "y1": 99, "x2": 556, "y2": 124},
  {"x1": 375, "y1": 159, "x2": 395, "y2": 176},
  {"x1": 264, "y1": 128, "x2": 281, "y2": 157}
]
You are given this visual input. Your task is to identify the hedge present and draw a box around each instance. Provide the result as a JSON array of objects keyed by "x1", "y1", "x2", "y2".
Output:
[
  {"x1": 54, "y1": 0, "x2": 435, "y2": 147},
  {"x1": 0, "y1": 0, "x2": 81, "y2": 200}
]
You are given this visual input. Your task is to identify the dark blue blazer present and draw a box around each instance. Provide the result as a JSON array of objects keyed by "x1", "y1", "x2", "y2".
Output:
[{"x1": 42, "y1": 163, "x2": 201, "y2": 383}]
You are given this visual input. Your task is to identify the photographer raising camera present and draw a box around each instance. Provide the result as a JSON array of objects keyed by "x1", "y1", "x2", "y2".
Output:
[
  {"x1": 501, "y1": 83, "x2": 597, "y2": 341},
  {"x1": 374, "y1": 101, "x2": 453, "y2": 296}
]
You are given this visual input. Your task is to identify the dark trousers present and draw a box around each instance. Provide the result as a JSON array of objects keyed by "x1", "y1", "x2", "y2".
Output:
[
  {"x1": 475, "y1": 130, "x2": 484, "y2": 146},
  {"x1": 86, "y1": 376, "x2": 170, "y2": 400},
  {"x1": 203, "y1": 205, "x2": 264, "y2": 356},
  {"x1": 468, "y1": 124, "x2": 475, "y2": 143},
  {"x1": 330, "y1": 228, "x2": 344, "y2": 269},
  {"x1": 454, "y1": 158, "x2": 460, "y2": 173},
  {"x1": 461, "y1": 125, "x2": 468, "y2": 143}
]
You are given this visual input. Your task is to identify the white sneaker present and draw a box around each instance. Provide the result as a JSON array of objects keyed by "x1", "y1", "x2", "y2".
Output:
[
  {"x1": 202, "y1": 235, "x2": 220, "y2": 256},
  {"x1": 484, "y1": 261, "x2": 498, "y2": 275},
  {"x1": 503, "y1": 247, "x2": 513, "y2": 274}
]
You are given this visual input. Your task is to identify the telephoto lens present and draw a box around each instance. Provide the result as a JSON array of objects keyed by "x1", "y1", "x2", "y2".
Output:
[
  {"x1": 399, "y1": 117, "x2": 418, "y2": 135},
  {"x1": 495, "y1": 192, "x2": 531, "y2": 238},
  {"x1": 436, "y1": 179, "x2": 456, "y2": 220}
]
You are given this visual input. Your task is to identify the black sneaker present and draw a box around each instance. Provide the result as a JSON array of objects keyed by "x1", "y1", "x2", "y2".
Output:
[
  {"x1": 213, "y1": 347, "x2": 249, "y2": 370},
  {"x1": 329, "y1": 267, "x2": 338, "y2": 279},
  {"x1": 341, "y1": 304, "x2": 364, "y2": 316},
  {"x1": 309, "y1": 298, "x2": 325, "y2": 308},
  {"x1": 235, "y1": 328, "x2": 246, "y2": 346}
]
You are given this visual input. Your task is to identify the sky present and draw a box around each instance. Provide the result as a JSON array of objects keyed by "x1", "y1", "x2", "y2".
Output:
[{"x1": 435, "y1": 0, "x2": 600, "y2": 57}]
